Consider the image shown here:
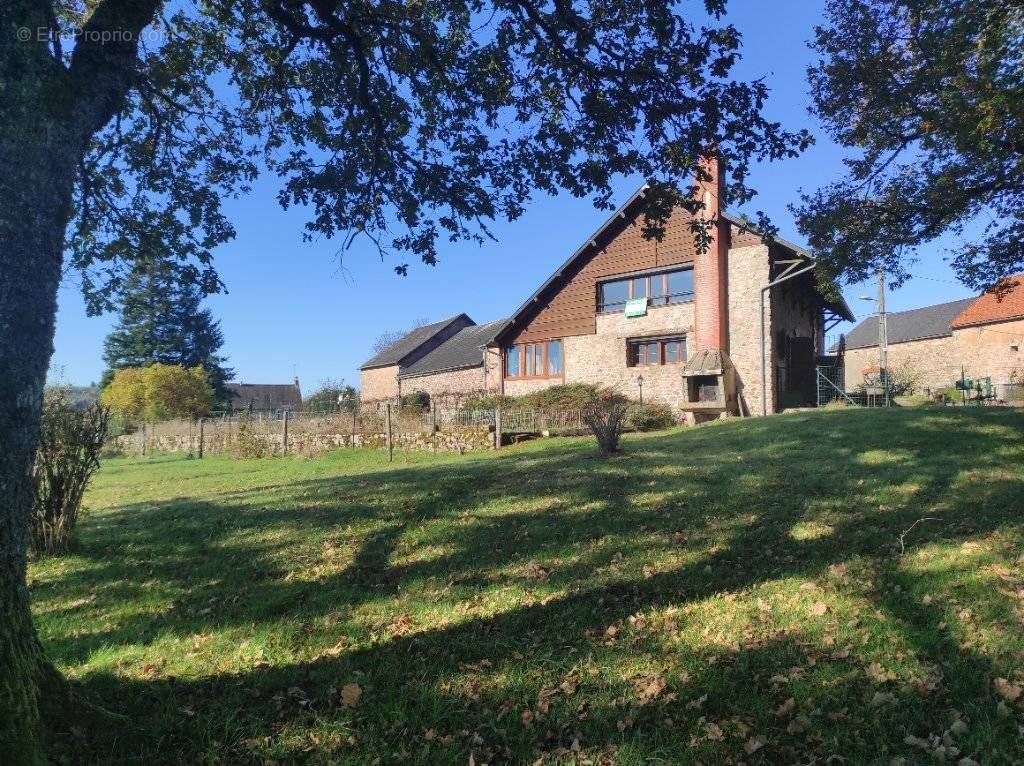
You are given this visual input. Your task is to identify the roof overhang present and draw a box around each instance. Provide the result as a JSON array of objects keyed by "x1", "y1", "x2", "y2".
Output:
[
  {"x1": 950, "y1": 313, "x2": 1024, "y2": 330},
  {"x1": 493, "y1": 184, "x2": 653, "y2": 345},
  {"x1": 722, "y1": 211, "x2": 855, "y2": 323},
  {"x1": 493, "y1": 186, "x2": 856, "y2": 347}
]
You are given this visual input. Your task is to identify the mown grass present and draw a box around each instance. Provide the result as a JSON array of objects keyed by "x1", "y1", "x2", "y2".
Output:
[{"x1": 31, "y1": 408, "x2": 1024, "y2": 764}]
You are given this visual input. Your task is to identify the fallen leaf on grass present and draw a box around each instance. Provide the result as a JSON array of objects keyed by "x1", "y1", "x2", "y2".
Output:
[
  {"x1": 703, "y1": 721, "x2": 724, "y2": 741},
  {"x1": 636, "y1": 676, "x2": 667, "y2": 705},
  {"x1": 866, "y1": 662, "x2": 897, "y2": 683},
  {"x1": 994, "y1": 677, "x2": 1022, "y2": 703},
  {"x1": 870, "y1": 691, "x2": 895, "y2": 707},
  {"x1": 744, "y1": 736, "x2": 766, "y2": 754},
  {"x1": 340, "y1": 683, "x2": 362, "y2": 708},
  {"x1": 775, "y1": 697, "x2": 796, "y2": 717}
]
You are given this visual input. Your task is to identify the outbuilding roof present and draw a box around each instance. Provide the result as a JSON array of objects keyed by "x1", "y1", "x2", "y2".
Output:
[
  {"x1": 360, "y1": 314, "x2": 470, "y2": 370},
  {"x1": 950, "y1": 276, "x2": 1024, "y2": 328},
  {"x1": 227, "y1": 382, "x2": 302, "y2": 412},
  {"x1": 843, "y1": 298, "x2": 974, "y2": 350},
  {"x1": 399, "y1": 318, "x2": 511, "y2": 379}
]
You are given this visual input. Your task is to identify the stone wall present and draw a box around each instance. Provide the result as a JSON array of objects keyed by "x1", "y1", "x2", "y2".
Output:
[
  {"x1": 398, "y1": 365, "x2": 495, "y2": 408},
  {"x1": 498, "y1": 243, "x2": 786, "y2": 416},
  {"x1": 843, "y1": 318, "x2": 1024, "y2": 392},
  {"x1": 360, "y1": 364, "x2": 400, "y2": 402},
  {"x1": 563, "y1": 302, "x2": 695, "y2": 408},
  {"x1": 114, "y1": 424, "x2": 495, "y2": 457},
  {"x1": 726, "y1": 244, "x2": 772, "y2": 415},
  {"x1": 952, "y1": 319, "x2": 1024, "y2": 383}
]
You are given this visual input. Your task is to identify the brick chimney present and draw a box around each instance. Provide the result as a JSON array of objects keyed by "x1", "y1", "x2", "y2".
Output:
[{"x1": 692, "y1": 153, "x2": 729, "y2": 352}]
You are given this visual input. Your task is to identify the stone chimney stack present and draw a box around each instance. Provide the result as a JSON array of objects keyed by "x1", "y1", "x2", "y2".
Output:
[{"x1": 692, "y1": 153, "x2": 729, "y2": 352}]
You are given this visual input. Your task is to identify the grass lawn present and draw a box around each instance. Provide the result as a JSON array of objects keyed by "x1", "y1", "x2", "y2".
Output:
[{"x1": 31, "y1": 408, "x2": 1024, "y2": 764}]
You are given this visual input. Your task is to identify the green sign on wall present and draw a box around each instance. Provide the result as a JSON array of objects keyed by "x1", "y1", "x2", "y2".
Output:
[{"x1": 624, "y1": 297, "x2": 648, "y2": 318}]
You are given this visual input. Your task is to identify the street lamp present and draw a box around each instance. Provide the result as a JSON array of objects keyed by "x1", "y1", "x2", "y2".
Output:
[{"x1": 637, "y1": 374, "x2": 645, "y2": 405}]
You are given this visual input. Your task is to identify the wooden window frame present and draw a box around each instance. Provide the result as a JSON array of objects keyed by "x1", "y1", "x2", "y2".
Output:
[
  {"x1": 627, "y1": 336, "x2": 688, "y2": 368},
  {"x1": 504, "y1": 339, "x2": 567, "y2": 381},
  {"x1": 597, "y1": 267, "x2": 695, "y2": 314}
]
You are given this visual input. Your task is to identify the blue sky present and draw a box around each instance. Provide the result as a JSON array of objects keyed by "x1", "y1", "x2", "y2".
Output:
[{"x1": 50, "y1": 0, "x2": 976, "y2": 390}]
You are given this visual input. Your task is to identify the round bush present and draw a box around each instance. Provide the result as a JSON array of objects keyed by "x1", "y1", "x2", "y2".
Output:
[{"x1": 625, "y1": 402, "x2": 676, "y2": 431}]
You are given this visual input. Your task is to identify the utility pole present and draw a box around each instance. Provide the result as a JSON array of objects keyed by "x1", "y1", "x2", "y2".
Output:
[{"x1": 877, "y1": 269, "x2": 889, "y2": 405}]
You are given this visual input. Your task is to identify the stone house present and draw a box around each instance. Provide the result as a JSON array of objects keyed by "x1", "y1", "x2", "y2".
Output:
[
  {"x1": 360, "y1": 159, "x2": 853, "y2": 416},
  {"x1": 843, "y1": 277, "x2": 1024, "y2": 393}
]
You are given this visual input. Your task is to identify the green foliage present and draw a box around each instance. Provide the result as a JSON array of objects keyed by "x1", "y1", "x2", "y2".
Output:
[
  {"x1": 517, "y1": 384, "x2": 603, "y2": 413},
  {"x1": 102, "y1": 258, "x2": 233, "y2": 400},
  {"x1": 230, "y1": 417, "x2": 269, "y2": 460},
  {"x1": 461, "y1": 394, "x2": 517, "y2": 411},
  {"x1": 625, "y1": 402, "x2": 676, "y2": 431},
  {"x1": 100, "y1": 364, "x2": 214, "y2": 424},
  {"x1": 304, "y1": 380, "x2": 358, "y2": 414},
  {"x1": 886, "y1": 359, "x2": 925, "y2": 397},
  {"x1": 43, "y1": 0, "x2": 811, "y2": 309},
  {"x1": 796, "y1": 0, "x2": 1024, "y2": 289},
  {"x1": 400, "y1": 391, "x2": 431, "y2": 412},
  {"x1": 31, "y1": 388, "x2": 109, "y2": 556}
]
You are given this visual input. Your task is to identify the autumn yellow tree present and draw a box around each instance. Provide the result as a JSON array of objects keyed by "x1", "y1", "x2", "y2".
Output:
[{"x1": 101, "y1": 364, "x2": 213, "y2": 424}]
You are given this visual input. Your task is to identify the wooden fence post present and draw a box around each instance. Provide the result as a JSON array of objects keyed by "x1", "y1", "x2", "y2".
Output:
[
  {"x1": 431, "y1": 404, "x2": 438, "y2": 452},
  {"x1": 139, "y1": 423, "x2": 146, "y2": 456},
  {"x1": 494, "y1": 407, "x2": 502, "y2": 450},
  {"x1": 197, "y1": 417, "x2": 204, "y2": 459},
  {"x1": 282, "y1": 410, "x2": 290, "y2": 455},
  {"x1": 350, "y1": 410, "x2": 357, "y2": 447},
  {"x1": 385, "y1": 402, "x2": 394, "y2": 462}
]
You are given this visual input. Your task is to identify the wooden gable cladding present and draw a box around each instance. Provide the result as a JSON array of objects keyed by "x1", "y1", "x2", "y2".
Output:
[{"x1": 505, "y1": 204, "x2": 714, "y2": 345}]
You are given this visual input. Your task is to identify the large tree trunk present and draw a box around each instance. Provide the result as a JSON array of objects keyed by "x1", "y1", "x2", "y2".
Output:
[{"x1": 1, "y1": 11, "x2": 81, "y2": 762}]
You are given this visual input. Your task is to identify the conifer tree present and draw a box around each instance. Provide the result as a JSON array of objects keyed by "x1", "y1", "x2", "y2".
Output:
[{"x1": 102, "y1": 259, "x2": 233, "y2": 400}]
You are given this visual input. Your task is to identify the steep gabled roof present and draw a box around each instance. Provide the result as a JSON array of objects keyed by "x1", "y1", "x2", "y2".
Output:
[
  {"x1": 950, "y1": 276, "x2": 1024, "y2": 328},
  {"x1": 360, "y1": 314, "x2": 470, "y2": 370},
  {"x1": 493, "y1": 185, "x2": 651, "y2": 345},
  {"x1": 843, "y1": 298, "x2": 974, "y2": 350},
  {"x1": 400, "y1": 318, "x2": 511, "y2": 379},
  {"x1": 493, "y1": 184, "x2": 853, "y2": 345}
]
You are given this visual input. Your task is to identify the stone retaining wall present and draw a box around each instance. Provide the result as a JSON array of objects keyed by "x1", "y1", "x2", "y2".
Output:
[{"x1": 114, "y1": 424, "x2": 495, "y2": 457}]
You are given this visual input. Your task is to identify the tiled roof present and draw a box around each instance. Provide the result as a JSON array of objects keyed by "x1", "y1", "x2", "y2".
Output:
[
  {"x1": 843, "y1": 298, "x2": 974, "y2": 350},
  {"x1": 400, "y1": 318, "x2": 511, "y2": 379},
  {"x1": 951, "y1": 276, "x2": 1024, "y2": 328},
  {"x1": 360, "y1": 314, "x2": 469, "y2": 370},
  {"x1": 227, "y1": 383, "x2": 302, "y2": 411}
]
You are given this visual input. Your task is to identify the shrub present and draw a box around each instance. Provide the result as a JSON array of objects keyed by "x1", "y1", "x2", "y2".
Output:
[
  {"x1": 231, "y1": 416, "x2": 269, "y2": 459},
  {"x1": 305, "y1": 379, "x2": 358, "y2": 413},
  {"x1": 461, "y1": 393, "x2": 517, "y2": 411},
  {"x1": 101, "y1": 364, "x2": 213, "y2": 424},
  {"x1": 400, "y1": 390, "x2": 431, "y2": 412},
  {"x1": 31, "y1": 388, "x2": 109, "y2": 555},
  {"x1": 625, "y1": 402, "x2": 675, "y2": 431},
  {"x1": 581, "y1": 388, "x2": 629, "y2": 455},
  {"x1": 886, "y1": 359, "x2": 925, "y2": 397},
  {"x1": 519, "y1": 384, "x2": 601, "y2": 412}
]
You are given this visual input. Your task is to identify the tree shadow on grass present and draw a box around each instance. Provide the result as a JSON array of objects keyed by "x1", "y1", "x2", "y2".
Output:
[{"x1": 36, "y1": 408, "x2": 1024, "y2": 763}]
